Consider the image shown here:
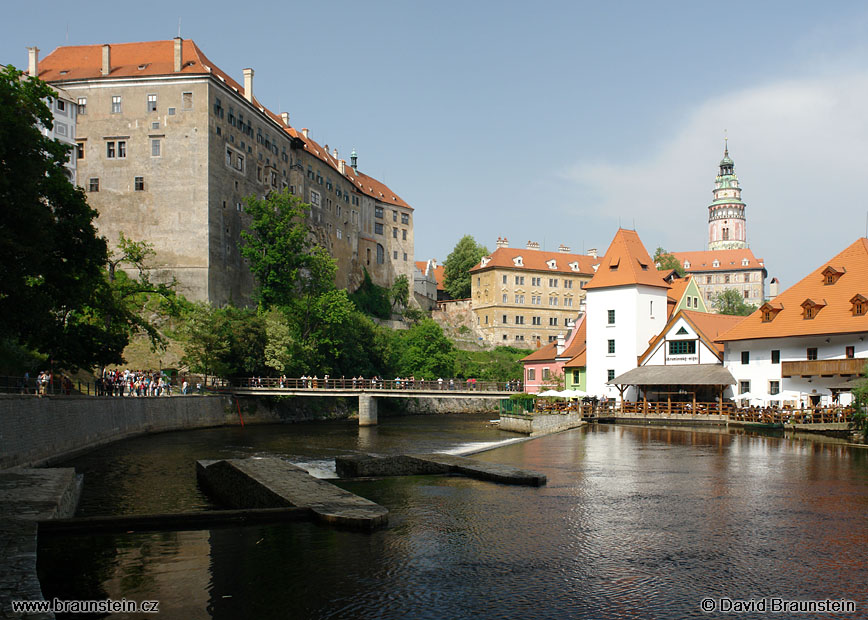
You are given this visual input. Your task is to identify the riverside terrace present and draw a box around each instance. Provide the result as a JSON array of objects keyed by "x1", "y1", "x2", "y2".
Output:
[{"x1": 225, "y1": 377, "x2": 521, "y2": 426}]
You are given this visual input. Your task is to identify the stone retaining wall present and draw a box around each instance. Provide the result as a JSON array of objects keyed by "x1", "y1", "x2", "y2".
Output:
[
  {"x1": 0, "y1": 395, "x2": 282, "y2": 469},
  {"x1": 500, "y1": 412, "x2": 584, "y2": 435}
]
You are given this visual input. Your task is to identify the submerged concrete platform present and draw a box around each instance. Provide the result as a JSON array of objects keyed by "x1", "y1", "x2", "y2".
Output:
[
  {"x1": 335, "y1": 453, "x2": 547, "y2": 486},
  {"x1": 0, "y1": 467, "x2": 81, "y2": 620},
  {"x1": 197, "y1": 458, "x2": 388, "y2": 531}
]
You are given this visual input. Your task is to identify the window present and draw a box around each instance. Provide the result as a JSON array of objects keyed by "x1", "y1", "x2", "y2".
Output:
[
  {"x1": 376, "y1": 244, "x2": 385, "y2": 264},
  {"x1": 111, "y1": 95, "x2": 122, "y2": 113},
  {"x1": 515, "y1": 316, "x2": 524, "y2": 325},
  {"x1": 374, "y1": 223, "x2": 384, "y2": 235},
  {"x1": 392, "y1": 228, "x2": 397, "y2": 239},
  {"x1": 846, "y1": 346, "x2": 855, "y2": 359},
  {"x1": 168, "y1": 107, "x2": 175, "y2": 115},
  {"x1": 147, "y1": 94, "x2": 157, "y2": 112},
  {"x1": 502, "y1": 294, "x2": 508, "y2": 303},
  {"x1": 403, "y1": 253, "x2": 407, "y2": 261},
  {"x1": 515, "y1": 335, "x2": 525, "y2": 341},
  {"x1": 650, "y1": 300, "x2": 654, "y2": 316},
  {"x1": 669, "y1": 340, "x2": 696, "y2": 355},
  {"x1": 724, "y1": 274, "x2": 730, "y2": 284},
  {"x1": 527, "y1": 368, "x2": 535, "y2": 381},
  {"x1": 608, "y1": 339, "x2": 615, "y2": 354},
  {"x1": 88, "y1": 178, "x2": 99, "y2": 192},
  {"x1": 608, "y1": 309, "x2": 615, "y2": 325},
  {"x1": 531, "y1": 296, "x2": 541, "y2": 305},
  {"x1": 502, "y1": 315, "x2": 507, "y2": 324},
  {"x1": 402, "y1": 213, "x2": 409, "y2": 224},
  {"x1": 77, "y1": 97, "x2": 86, "y2": 115},
  {"x1": 542, "y1": 368, "x2": 550, "y2": 380},
  {"x1": 375, "y1": 206, "x2": 384, "y2": 219},
  {"x1": 739, "y1": 380, "x2": 750, "y2": 395},
  {"x1": 744, "y1": 273, "x2": 750, "y2": 283},
  {"x1": 851, "y1": 295, "x2": 867, "y2": 316},
  {"x1": 607, "y1": 369, "x2": 615, "y2": 382},
  {"x1": 744, "y1": 290, "x2": 749, "y2": 299},
  {"x1": 771, "y1": 350, "x2": 780, "y2": 364},
  {"x1": 532, "y1": 316, "x2": 541, "y2": 325},
  {"x1": 118, "y1": 141, "x2": 126, "y2": 158},
  {"x1": 76, "y1": 142, "x2": 85, "y2": 160},
  {"x1": 134, "y1": 176, "x2": 144, "y2": 191},
  {"x1": 502, "y1": 275, "x2": 508, "y2": 284},
  {"x1": 151, "y1": 139, "x2": 161, "y2": 157},
  {"x1": 532, "y1": 277, "x2": 541, "y2": 286},
  {"x1": 515, "y1": 276, "x2": 524, "y2": 285},
  {"x1": 514, "y1": 295, "x2": 524, "y2": 304},
  {"x1": 549, "y1": 317, "x2": 558, "y2": 326},
  {"x1": 182, "y1": 92, "x2": 193, "y2": 109},
  {"x1": 769, "y1": 380, "x2": 780, "y2": 396},
  {"x1": 741, "y1": 351, "x2": 749, "y2": 365},
  {"x1": 564, "y1": 298, "x2": 573, "y2": 307},
  {"x1": 706, "y1": 276, "x2": 712, "y2": 284},
  {"x1": 549, "y1": 297, "x2": 558, "y2": 306},
  {"x1": 549, "y1": 278, "x2": 558, "y2": 287},
  {"x1": 564, "y1": 279, "x2": 573, "y2": 289},
  {"x1": 106, "y1": 141, "x2": 115, "y2": 158},
  {"x1": 393, "y1": 250, "x2": 398, "y2": 260},
  {"x1": 807, "y1": 347, "x2": 818, "y2": 361}
]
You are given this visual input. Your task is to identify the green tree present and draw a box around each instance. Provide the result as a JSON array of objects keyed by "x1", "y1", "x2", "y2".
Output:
[
  {"x1": 653, "y1": 247, "x2": 686, "y2": 277},
  {"x1": 711, "y1": 288, "x2": 757, "y2": 316},
  {"x1": 443, "y1": 235, "x2": 489, "y2": 299},
  {"x1": 349, "y1": 269, "x2": 391, "y2": 319},
  {"x1": 180, "y1": 304, "x2": 266, "y2": 380},
  {"x1": 392, "y1": 319, "x2": 455, "y2": 378},
  {"x1": 0, "y1": 65, "x2": 125, "y2": 370},
  {"x1": 390, "y1": 274, "x2": 410, "y2": 311}
]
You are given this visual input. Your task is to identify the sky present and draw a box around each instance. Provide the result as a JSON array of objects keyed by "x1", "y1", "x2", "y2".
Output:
[{"x1": 4, "y1": 1, "x2": 868, "y2": 289}]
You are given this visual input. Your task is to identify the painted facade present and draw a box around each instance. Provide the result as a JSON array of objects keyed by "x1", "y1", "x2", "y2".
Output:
[
  {"x1": 470, "y1": 239, "x2": 598, "y2": 348},
  {"x1": 520, "y1": 316, "x2": 585, "y2": 394}
]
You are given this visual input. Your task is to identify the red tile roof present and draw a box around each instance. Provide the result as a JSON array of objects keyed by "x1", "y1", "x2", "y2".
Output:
[
  {"x1": 520, "y1": 316, "x2": 587, "y2": 364},
  {"x1": 584, "y1": 229, "x2": 670, "y2": 290},
  {"x1": 717, "y1": 238, "x2": 868, "y2": 342},
  {"x1": 469, "y1": 247, "x2": 598, "y2": 275},
  {"x1": 39, "y1": 39, "x2": 411, "y2": 211},
  {"x1": 639, "y1": 309, "x2": 744, "y2": 364},
  {"x1": 671, "y1": 248, "x2": 765, "y2": 273}
]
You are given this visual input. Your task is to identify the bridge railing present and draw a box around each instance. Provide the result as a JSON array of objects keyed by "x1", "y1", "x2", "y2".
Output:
[{"x1": 230, "y1": 377, "x2": 523, "y2": 393}]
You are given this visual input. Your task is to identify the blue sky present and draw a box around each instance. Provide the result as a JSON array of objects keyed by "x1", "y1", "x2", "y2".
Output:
[{"x1": 4, "y1": 1, "x2": 868, "y2": 288}]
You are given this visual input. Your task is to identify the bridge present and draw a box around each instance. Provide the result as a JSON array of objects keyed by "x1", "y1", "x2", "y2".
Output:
[{"x1": 225, "y1": 378, "x2": 521, "y2": 426}]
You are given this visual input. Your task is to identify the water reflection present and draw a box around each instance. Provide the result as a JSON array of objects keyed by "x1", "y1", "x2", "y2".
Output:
[{"x1": 38, "y1": 421, "x2": 868, "y2": 619}]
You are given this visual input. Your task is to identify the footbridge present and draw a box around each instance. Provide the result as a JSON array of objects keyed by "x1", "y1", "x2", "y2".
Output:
[{"x1": 225, "y1": 378, "x2": 521, "y2": 426}]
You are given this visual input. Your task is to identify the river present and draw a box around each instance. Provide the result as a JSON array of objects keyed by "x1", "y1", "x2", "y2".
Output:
[{"x1": 37, "y1": 416, "x2": 868, "y2": 619}]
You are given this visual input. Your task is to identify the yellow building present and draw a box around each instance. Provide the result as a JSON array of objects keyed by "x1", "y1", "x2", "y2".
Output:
[{"x1": 469, "y1": 239, "x2": 600, "y2": 347}]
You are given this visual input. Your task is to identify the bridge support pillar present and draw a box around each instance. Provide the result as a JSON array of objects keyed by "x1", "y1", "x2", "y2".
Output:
[{"x1": 359, "y1": 394, "x2": 378, "y2": 426}]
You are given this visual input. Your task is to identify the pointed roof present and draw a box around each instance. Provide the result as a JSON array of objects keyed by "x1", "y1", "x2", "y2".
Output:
[
  {"x1": 584, "y1": 229, "x2": 670, "y2": 290},
  {"x1": 639, "y1": 309, "x2": 744, "y2": 365},
  {"x1": 718, "y1": 238, "x2": 868, "y2": 342}
]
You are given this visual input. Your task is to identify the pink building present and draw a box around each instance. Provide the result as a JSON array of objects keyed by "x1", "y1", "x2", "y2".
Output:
[{"x1": 520, "y1": 316, "x2": 586, "y2": 393}]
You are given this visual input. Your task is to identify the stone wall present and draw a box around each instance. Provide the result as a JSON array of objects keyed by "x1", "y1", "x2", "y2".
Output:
[
  {"x1": 382, "y1": 397, "x2": 500, "y2": 415},
  {"x1": 499, "y1": 412, "x2": 584, "y2": 435},
  {"x1": 0, "y1": 395, "x2": 282, "y2": 469}
]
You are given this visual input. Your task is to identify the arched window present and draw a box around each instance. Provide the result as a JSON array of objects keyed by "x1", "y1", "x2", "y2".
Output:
[{"x1": 376, "y1": 244, "x2": 385, "y2": 264}]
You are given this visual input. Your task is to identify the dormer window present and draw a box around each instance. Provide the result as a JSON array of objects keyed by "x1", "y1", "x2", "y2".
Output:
[
  {"x1": 760, "y1": 302, "x2": 783, "y2": 323},
  {"x1": 609, "y1": 257, "x2": 620, "y2": 271},
  {"x1": 480, "y1": 257, "x2": 490, "y2": 268},
  {"x1": 547, "y1": 259, "x2": 557, "y2": 270},
  {"x1": 513, "y1": 256, "x2": 523, "y2": 267},
  {"x1": 801, "y1": 298, "x2": 826, "y2": 320},
  {"x1": 851, "y1": 294, "x2": 867, "y2": 316},
  {"x1": 712, "y1": 260, "x2": 720, "y2": 268},
  {"x1": 637, "y1": 259, "x2": 649, "y2": 271},
  {"x1": 742, "y1": 258, "x2": 749, "y2": 266},
  {"x1": 683, "y1": 260, "x2": 691, "y2": 269},
  {"x1": 822, "y1": 266, "x2": 845, "y2": 285},
  {"x1": 569, "y1": 261, "x2": 579, "y2": 272}
]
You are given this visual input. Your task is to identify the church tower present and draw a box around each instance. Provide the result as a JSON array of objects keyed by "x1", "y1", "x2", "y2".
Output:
[{"x1": 707, "y1": 141, "x2": 747, "y2": 251}]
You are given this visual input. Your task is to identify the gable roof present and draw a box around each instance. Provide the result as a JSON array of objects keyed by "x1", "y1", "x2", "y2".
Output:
[
  {"x1": 717, "y1": 238, "x2": 868, "y2": 342},
  {"x1": 639, "y1": 309, "x2": 744, "y2": 364},
  {"x1": 671, "y1": 248, "x2": 766, "y2": 273},
  {"x1": 39, "y1": 39, "x2": 412, "y2": 211},
  {"x1": 469, "y1": 247, "x2": 598, "y2": 275},
  {"x1": 520, "y1": 315, "x2": 586, "y2": 364},
  {"x1": 563, "y1": 318, "x2": 588, "y2": 368},
  {"x1": 584, "y1": 229, "x2": 670, "y2": 290}
]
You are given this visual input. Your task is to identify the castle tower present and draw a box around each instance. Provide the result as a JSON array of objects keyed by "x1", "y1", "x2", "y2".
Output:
[{"x1": 707, "y1": 141, "x2": 748, "y2": 251}]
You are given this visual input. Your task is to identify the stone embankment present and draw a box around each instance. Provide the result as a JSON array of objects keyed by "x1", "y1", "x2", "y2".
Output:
[{"x1": 499, "y1": 412, "x2": 585, "y2": 435}]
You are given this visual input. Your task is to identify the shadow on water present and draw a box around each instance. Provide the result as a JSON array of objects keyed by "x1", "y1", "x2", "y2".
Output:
[{"x1": 37, "y1": 418, "x2": 868, "y2": 619}]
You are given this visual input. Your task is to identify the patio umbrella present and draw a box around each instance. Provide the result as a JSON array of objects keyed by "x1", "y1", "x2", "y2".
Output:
[
  {"x1": 562, "y1": 389, "x2": 588, "y2": 398},
  {"x1": 538, "y1": 389, "x2": 564, "y2": 397}
]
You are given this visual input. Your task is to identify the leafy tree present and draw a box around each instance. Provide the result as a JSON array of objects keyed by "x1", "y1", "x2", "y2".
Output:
[
  {"x1": 454, "y1": 346, "x2": 526, "y2": 382},
  {"x1": 390, "y1": 274, "x2": 410, "y2": 310},
  {"x1": 392, "y1": 319, "x2": 455, "y2": 378},
  {"x1": 180, "y1": 304, "x2": 266, "y2": 380},
  {"x1": 711, "y1": 289, "x2": 757, "y2": 316},
  {"x1": 443, "y1": 235, "x2": 489, "y2": 299},
  {"x1": 653, "y1": 247, "x2": 686, "y2": 277},
  {"x1": 0, "y1": 65, "x2": 125, "y2": 370}
]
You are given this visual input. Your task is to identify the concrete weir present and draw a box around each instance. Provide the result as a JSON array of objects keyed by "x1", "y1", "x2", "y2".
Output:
[
  {"x1": 197, "y1": 458, "x2": 388, "y2": 531},
  {"x1": 336, "y1": 453, "x2": 547, "y2": 486}
]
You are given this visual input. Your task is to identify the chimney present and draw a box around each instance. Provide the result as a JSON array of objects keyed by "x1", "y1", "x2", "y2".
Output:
[
  {"x1": 769, "y1": 277, "x2": 779, "y2": 298},
  {"x1": 558, "y1": 244, "x2": 570, "y2": 253},
  {"x1": 173, "y1": 37, "x2": 183, "y2": 72},
  {"x1": 27, "y1": 46, "x2": 39, "y2": 77},
  {"x1": 339, "y1": 159, "x2": 346, "y2": 174},
  {"x1": 243, "y1": 68, "x2": 254, "y2": 102},
  {"x1": 101, "y1": 44, "x2": 111, "y2": 76},
  {"x1": 556, "y1": 333, "x2": 566, "y2": 356},
  {"x1": 302, "y1": 128, "x2": 309, "y2": 139},
  {"x1": 280, "y1": 112, "x2": 290, "y2": 126},
  {"x1": 526, "y1": 240, "x2": 540, "y2": 250},
  {"x1": 588, "y1": 248, "x2": 597, "y2": 259}
]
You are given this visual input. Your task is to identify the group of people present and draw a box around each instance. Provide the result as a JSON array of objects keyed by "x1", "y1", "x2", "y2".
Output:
[{"x1": 95, "y1": 370, "x2": 202, "y2": 397}]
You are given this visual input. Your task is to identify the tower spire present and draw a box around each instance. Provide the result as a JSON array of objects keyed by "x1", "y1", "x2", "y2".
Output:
[{"x1": 707, "y1": 140, "x2": 747, "y2": 251}]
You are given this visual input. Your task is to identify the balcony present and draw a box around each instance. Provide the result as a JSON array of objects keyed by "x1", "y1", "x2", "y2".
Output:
[{"x1": 781, "y1": 358, "x2": 868, "y2": 378}]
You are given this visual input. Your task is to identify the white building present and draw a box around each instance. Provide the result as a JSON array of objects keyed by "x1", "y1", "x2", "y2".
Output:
[
  {"x1": 584, "y1": 229, "x2": 670, "y2": 400},
  {"x1": 718, "y1": 238, "x2": 868, "y2": 407}
]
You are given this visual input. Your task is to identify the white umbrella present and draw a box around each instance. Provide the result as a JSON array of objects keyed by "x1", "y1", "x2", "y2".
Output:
[
  {"x1": 562, "y1": 389, "x2": 588, "y2": 398},
  {"x1": 538, "y1": 389, "x2": 565, "y2": 397}
]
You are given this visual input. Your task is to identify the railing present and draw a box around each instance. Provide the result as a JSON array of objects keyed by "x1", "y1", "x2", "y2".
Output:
[
  {"x1": 229, "y1": 377, "x2": 523, "y2": 393},
  {"x1": 618, "y1": 401, "x2": 735, "y2": 416},
  {"x1": 729, "y1": 406, "x2": 855, "y2": 425},
  {"x1": 0, "y1": 375, "x2": 211, "y2": 397},
  {"x1": 781, "y1": 358, "x2": 867, "y2": 377}
]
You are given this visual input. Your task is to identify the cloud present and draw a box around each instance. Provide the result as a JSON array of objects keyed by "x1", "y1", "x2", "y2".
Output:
[{"x1": 562, "y1": 71, "x2": 868, "y2": 288}]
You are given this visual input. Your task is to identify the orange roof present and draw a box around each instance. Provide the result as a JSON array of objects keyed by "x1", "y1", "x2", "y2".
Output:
[
  {"x1": 584, "y1": 229, "x2": 670, "y2": 290},
  {"x1": 639, "y1": 309, "x2": 745, "y2": 364},
  {"x1": 469, "y1": 247, "x2": 598, "y2": 275},
  {"x1": 671, "y1": 248, "x2": 765, "y2": 273},
  {"x1": 563, "y1": 319, "x2": 588, "y2": 368},
  {"x1": 521, "y1": 340, "x2": 558, "y2": 362},
  {"x1": 40, "y1": 39, "x2": 411, "y2": 211},
  {"x1": 717, "y1": 238, "x2": 868, "y2": 342},
  {"x1": 432, "y1": 265, "x2": 445, "y2": 291},
  {"x1": 667, "y1": 276, "x2": 691, "y2": 304},
  {"x1": 521, "y1": 316, "x2": 586, "y2": 364}
]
